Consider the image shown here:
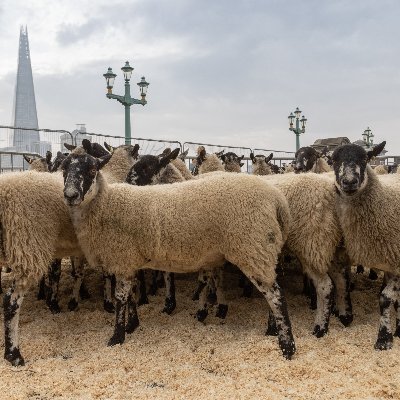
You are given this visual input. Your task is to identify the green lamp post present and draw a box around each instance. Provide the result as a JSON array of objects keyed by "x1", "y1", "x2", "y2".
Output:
[
  {"x1": 288, "y1": 107, "x2": 307, "y2": 151},
  {"x1": 103, "y1": 61, "x2": 149, "y2": 145},
  {"x1": 362, "y1": 127, "x2": 374, "y2": 148}
]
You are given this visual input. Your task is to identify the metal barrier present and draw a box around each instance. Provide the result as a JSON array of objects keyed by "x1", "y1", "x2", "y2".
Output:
[
  {"x1": 0, "y1": 125, "x2": 74, "y2": 156},
  {"x1": 75, "y1": 131, "x2": 182, "y2": 155},
  {"x1": 0, "y1": 150, "x2": 41, "y2": 172},
  {"x1": 183, "y1": 141, "x2": 253, "y2": 172}
]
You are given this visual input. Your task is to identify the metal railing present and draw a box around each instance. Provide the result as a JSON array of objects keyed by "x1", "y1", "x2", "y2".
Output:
[
  {"x1": 253, "y1": 148, "x2": 296, "y2": 168},
  {"x1": 0, "y1": 150, "x2": 41, "y2": 172},
  {"x1": 75, "y1": 131, "x2": 182, "y2": 155}
]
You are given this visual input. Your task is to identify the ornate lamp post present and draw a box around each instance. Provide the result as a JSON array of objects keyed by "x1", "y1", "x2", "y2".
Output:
[
  {"x1": 288, "y1": 107, "x2": 307, "y2": 151},
  {"x1": 362, "y1": 127, "x2": 374, "y2": 148},
  {"x1": 103, "y1": 61, "x2": 149, "y2": 145}
]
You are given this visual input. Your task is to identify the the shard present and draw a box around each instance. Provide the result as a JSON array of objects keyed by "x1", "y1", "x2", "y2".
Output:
[{"x1": 11, "y1": 25, "x2": 40, "y2": 151}]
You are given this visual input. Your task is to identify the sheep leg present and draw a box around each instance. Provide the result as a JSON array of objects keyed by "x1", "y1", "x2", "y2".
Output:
[
  {"x1": 375, "y1": 274, "x2": 399, "y2": 350},
  {"x1": 0, "y1": 268, "x2": 2, "y2": 294},
  {"x1": 214, "y1": 269, "x2": 228, "y2": 319},
  {"x1": 108, "y1": 277, "x2": 133, "y2": 346},
  {"x1": 68, "y1": 256, "x2": 86, "y2": 311},
  {"x1": 307, "y1": 271, "x2": 334, "y2": 338},
  {"x1": 46, "y1": 259, "x2": 61, "y2": 314},
  {"x1": 103, "y1": 272, "x2": 115, "y2": 313},
  {"x1": 162, "y1": 272, "x2": 176, "y2": 315},
  {"x1": 303, "y1": 274, "x2": 317, "y2": 310},
  {"x1": 329, "y1": 263, "x2": 353, "y2": 327},
  {"x1": 247, "y1": 277, "x2": 296, "y2": 360},
  {"x1": 126, "y1": 274, "x2": 140, "y2": 334},
  {"x1": 196, "y1": 271, "x2": 213, "y2": 322},
  {"x1": 4, "y1": 279, "x2": 28, "y2": 366},
  {"x1": 37, "y1": 275, "x2": 46, "y2": 300},
  {"x1": 266, "y1": 311, "x2": 278, "y2": 336},
  {"x1": 192, "y1": 269, "x2": 207, "y2": 301},
  {"x1": 137, "y1": 269, "x2": 149, "y2": 306}
]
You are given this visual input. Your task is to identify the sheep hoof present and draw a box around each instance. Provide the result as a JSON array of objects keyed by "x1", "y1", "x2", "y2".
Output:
[
  {"x1": 103, "y1": 300, "x2": 115, "y2": 313},
  {"x1": 68, "y1": 299, "x2": 78, "y2": 312},
  {"x1": 196, "y1": 309, "x2": 208, "y2": 322},
  {"x1": 162, "y1": 298, "x2": 176, "y2": 315},
  {"x1": 279, "y1": 339, "x2": 296, "y2": 360},
  {"x1": 137, "y1": 296, "x2": 149, "y2": 306},
  {"x1": 312, "y1": 325, "x2": 328, "y2": 338},
  {"x1": 375, "y1": 332, "x2": 393, "y2": 350},
  {"x1": 48, "y1": 300, "x2": 61, "y2": 314},
  {"x1": 368, "y1": 270, "x2": 378, "y2": 280},
  {"x1": 215, "y1": 304, "x2": 228, "y2": 319},
  {"x1": 107, "y1": 333, "x2": 125, "y2": 347},
  {"x1": 338, "y1": 314, "x2": 353, "y2": 327},
  {"x1": 125, "y1": 315, "x2": 140, "y2": 334},
  {"x1": 4, "y1": 348, "x2": 25, "y2": 367},
  {"x1": 79, "y1": 285, "x2": 91, "y2": 300}
]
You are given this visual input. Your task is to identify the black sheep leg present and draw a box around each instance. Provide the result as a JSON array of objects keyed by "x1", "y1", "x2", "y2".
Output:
[
  {"x1": 46, "y1": 259, "x2": 61, "y2": 313},
  {"x1": 162, "y1": 272, "x2": 176, "y2": 315}
]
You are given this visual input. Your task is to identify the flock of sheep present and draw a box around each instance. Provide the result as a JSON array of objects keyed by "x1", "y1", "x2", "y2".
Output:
[{"x1": 0, "y1": 138, "x2": 398, "y2": 369}]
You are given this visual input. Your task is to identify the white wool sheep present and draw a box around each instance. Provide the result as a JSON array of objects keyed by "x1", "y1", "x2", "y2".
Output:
[
  {"x1": 332, "y1": 141, "x2": 400, "y2": 351},
  {"x1": 62, "y1": 152, "x2": 296, "y2": 360},
  {"x1": 195, "y1": 146, "x2": 225, "y2": 175},
  {"x1": 373, "y1": 164, "x2": 388, "y2": 175},
  {"x1": 250, "y1": 152, "x2": 273, "y2": 175}
]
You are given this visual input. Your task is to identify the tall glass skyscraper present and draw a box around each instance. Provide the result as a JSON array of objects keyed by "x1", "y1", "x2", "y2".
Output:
[{"x1": 11, "y1": 26, "x2": 40, "y2": 152}]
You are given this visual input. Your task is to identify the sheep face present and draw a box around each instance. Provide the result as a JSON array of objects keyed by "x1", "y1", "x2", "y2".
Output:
[
  {"x1": 332, "y1": 141, "x2": 386, "y2": 196},
  {"x1": 62, "y1": 154, "x2": 111, "y2": 206},
  {"x1": 219, "y1": 152, "x2": 244, "y2": 173},
  {"x1": 50, "y1": 152, "x2": 67, "y2": 172},
  {"x1": 126, "y1": 149, "x2": 180, "y2": 186},
  {"x1": 294, "y1": 147, "x2": 320, "y2": 173},
  {"x1": 250, "y1": 153, "x2": 273, "y2": 175}
]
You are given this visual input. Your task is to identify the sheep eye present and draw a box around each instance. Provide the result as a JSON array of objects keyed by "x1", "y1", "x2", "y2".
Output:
[{"x1": 90, "y1": 168, "x2": 96, "y2": 177}]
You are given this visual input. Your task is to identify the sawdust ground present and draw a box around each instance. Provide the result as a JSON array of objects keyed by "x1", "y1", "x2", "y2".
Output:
[{"x1": 0, "y1": 262, "x2": 398, "y2": 400}]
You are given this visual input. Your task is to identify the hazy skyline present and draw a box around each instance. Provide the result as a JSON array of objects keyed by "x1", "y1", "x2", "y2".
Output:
[{"x1": 0, "y1": 0, "x2": 399, "y2": 153}]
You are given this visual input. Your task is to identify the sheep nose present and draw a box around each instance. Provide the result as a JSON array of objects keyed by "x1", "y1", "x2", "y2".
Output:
[
  {"x1": 64, "y1": 190, "x2": 79, "y2": 201},
  {"x1": 342, "y1": 177, "x2": 358, "y2": 185}
]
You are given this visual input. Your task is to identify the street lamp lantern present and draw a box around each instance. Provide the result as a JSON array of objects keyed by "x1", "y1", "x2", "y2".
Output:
[
  {"x1": 121, "y1": 61, "x2": 134, "y2": 81},
  {"x1": 288, "y1": 107, "x2": 307, "y2": 151},
  {"x1": 103, "y1": 67, "x2": 117, "y2": 94},
  {"x1": 362, "y1": 127, "x2": 374, "y2": 148},
  {"x1": 288, "y1": 112, "x2": 295, "y2": 128},
  {"x1": 103, "y1": 60, "x2": 149, "y2": 145},
  {"x1": 137, "y1": 76, "x2": 149, "y2": 100},
  {"x1": 300, "y1": 115, "x2": 307, "y2": 132}
]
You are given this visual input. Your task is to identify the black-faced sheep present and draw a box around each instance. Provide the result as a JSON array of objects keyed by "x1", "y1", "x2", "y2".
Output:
[
  {"x1": 61, "y1": 152, "x2": 296, "y2": 359},
  {"x1": 332, "y1": 141, "x2": 400, "y2": 351},
  {"x1": 294, "y1": 146, "x2": 331, "y2": 173}
]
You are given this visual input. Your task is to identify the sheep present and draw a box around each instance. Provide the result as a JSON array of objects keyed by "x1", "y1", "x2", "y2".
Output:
[
  {"x1": 250, "y1": 152, "x2": 274, "y2": 175},
  {"x1": 194, "y1": 147, "x2": 349, "y2": 336},
  {"x1": 194, "y1": 146, "x2": 225, "y2": 175},
  {"x1": 373, "y1": 164, "x2": 388, "y2": 175},
  {"x1": 331, "y1": 141, "x2": 400, "y2": 350},
  {"x1": 294, "y1": 146, "x2": 332, "y2": 173},
  {"x1": 61, "y1": 152, "x2": 296, "y2": 359},
  {"x1": 23, "y1": 151, "x2": 52, "y2": 172},
  {"x1": 1, "y1": 170, "x2": 83, "y2": 366},
  {"x1": 219, "y1": 152, "x2": 244, "y2": 173}
]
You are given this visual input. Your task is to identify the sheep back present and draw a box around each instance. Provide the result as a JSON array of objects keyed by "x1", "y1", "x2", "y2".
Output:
[{"x1": 77, "y1": 172, "x2": 289, "y2": 286}]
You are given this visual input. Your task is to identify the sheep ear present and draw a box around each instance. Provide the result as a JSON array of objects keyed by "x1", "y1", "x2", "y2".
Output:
[
  {"x1": 97, "y1": 154, "x2": 112, "y2": 170},
  {"x1": 131, "y1": 144, "x2": 140, "y2": 159},
  {"x1": 160, "y1": 148, "x2": 180, "y2": 168},
  {"x1": 64, "y1": 143, "x2": 76, "y2": 151},
  {"x1": 367, "y1": 141, "x2": 386, "y2": 161},
  {"x1": 104, "y1": 142, "x2": 114, "y2": 154},
  {"x1": 219, "y1": 154, "x2": 226, "y2": 162},
  {"x1": 215, "y1": 150, "x2": 225, "y2": 158},
  {"x1": 265, "y1": 153, "x2": 273, "y2": 163},
  {"x1": 23, "y1": 154, "x2": 33, "y2": 164},
  {"x1": 250, "y1": 152, "x2": 256, "y2": 163},
  {"x1": 160, "y1": 148, "x2": 171, "y2": 156},
  {"x1": 240, "y1": 162, "x2": 244, "y2": 167},
  {"x1": 46, "y1": 151, "x2": 52, "y2": 164},
  {"x1": 82, "y1": 139, "x2": 92, "y2": 153},
  {"x1": 239, "y1": 155, "x2": 244, "y2": 161}
]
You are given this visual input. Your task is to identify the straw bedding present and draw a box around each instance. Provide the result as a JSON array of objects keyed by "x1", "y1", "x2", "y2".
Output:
[{"x1": 0, "y1": 262, "x2": 399, "y2": 400}]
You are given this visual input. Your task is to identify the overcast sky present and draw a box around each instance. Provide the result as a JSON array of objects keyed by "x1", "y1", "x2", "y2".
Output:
[{"x1": 0, "y1": 0, "x2": 399, "y2": 153}]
